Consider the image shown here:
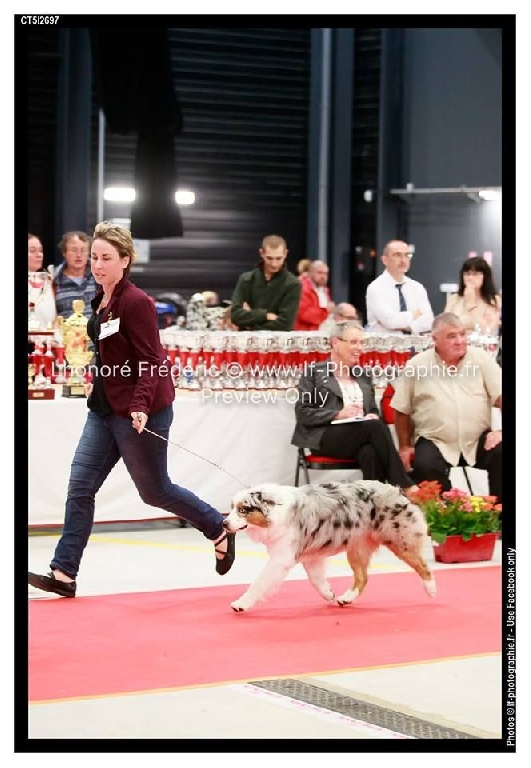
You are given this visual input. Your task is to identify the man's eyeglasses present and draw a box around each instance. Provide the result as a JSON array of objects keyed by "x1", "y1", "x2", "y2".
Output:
[
  {"x1": 337, "y1": 338, "x2": 364, "y2": 347},
  {"x1": 388, "y1": 252, "x2": 413, "y2": 260}
]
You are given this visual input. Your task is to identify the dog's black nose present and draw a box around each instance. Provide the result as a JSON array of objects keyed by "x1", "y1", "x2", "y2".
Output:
[{"x1": 222, "y1": 519, "x2": 229, "y2": 530}]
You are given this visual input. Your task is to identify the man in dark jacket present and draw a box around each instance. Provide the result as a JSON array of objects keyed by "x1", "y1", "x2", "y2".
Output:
[
  {"x1": 291, "y1": 320, "x2": 416, "y2": 495},
  {"x1": 230, "y1": 235, "x2": 301, "y2": 331}
]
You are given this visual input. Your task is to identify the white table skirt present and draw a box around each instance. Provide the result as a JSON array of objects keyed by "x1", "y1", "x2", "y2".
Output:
[
  {"x1": 28, "y1": 390, "x2": 499, "y2": 526},
  {"x1": 28, "y1": 390, "x2": 304, "y2": 526}
]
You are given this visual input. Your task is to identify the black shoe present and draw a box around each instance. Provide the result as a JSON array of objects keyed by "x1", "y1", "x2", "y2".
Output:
[
  {"x1": 214, "y1": 532, "x2": 236, "y2": 576},
  {"x1": 28, "y1": 571, "x2": 76, "y2": 598}
]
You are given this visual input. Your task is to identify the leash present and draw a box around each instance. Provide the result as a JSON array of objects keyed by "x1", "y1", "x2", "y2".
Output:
[{"x1": 142, "y1": 426, "x2": 249, "y2": 489}]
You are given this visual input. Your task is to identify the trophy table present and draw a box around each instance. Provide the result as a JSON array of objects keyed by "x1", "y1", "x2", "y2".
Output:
[{"x1": 62, "y1": 299, "x2": 94, "y2": 398}]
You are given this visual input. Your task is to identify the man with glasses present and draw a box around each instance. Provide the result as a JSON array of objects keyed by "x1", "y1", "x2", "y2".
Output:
[
  {"x1": 54, "y1": 231, "x2": 97, "y2": 320},
  {"x1": 366, "y1": 240, "x2": 434, "y2": 334}
]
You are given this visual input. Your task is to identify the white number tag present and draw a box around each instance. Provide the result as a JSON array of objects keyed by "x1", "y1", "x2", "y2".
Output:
[{"x1": 99, "y1": 317, "x2": 120, "y2": 339}]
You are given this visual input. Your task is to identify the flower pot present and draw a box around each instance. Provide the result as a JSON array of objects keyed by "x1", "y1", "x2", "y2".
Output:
[{"x1": 432, "y1": 533, "x2": 497, "y2": 564}]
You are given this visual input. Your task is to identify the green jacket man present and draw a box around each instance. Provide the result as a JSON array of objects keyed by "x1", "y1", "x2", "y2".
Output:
[{"x1": 230, "y1": 235, "x2": 302, "y2": 332}]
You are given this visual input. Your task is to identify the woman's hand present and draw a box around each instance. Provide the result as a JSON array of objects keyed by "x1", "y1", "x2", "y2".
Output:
[
  {"x1": 335, "y1": 404, "x2": 364, "y2": 420},
  {"x1": 131, "y1": 412, "x2": 148, "y2": 433}
]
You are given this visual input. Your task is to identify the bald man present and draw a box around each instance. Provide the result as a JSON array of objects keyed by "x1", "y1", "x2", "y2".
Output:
[
  {"x1": 366, "y1": 240, "x2": 433, "y2": 334},
  {"x1": 319, "y1": 302, "x2": 358, "y2": 334},
  {"x1": 293, "y1": 259, "x2": 335, "y2": 331}
]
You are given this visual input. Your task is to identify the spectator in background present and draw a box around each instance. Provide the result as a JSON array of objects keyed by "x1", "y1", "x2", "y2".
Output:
[
  {"x1": 391, "y1": 312, "x2": 502, "y2": 502},
  {"x1": 54, "y1": 231, "x2": 97, "y2": 321},
  {"x1": 28, "y1": 233, "x2": 56, "y2": 331},
  {"x1": 294, "y1": 260, "x2": 335, "y2": 331},
  {"x1": 319, "y1": 302, "x2": 358, "y2": 335},
  {"x1": 296, "y1": 258, "x2": 311, "y2": 280},
  {"x1": 444, "y1": 256, "x2": 501, "y2": 335},
  {"x1": 28, "y1": 232, "x2": 44, "y2": 272},
  {"x1": 230, "y1": 235, "x2": 301, "y2": 331},
  {"x1": 291, "y1": 320, "x2": 418, "y2": 497},
  {"x1": 366, "y1": 240, "x2": 433, "y2": 334}
]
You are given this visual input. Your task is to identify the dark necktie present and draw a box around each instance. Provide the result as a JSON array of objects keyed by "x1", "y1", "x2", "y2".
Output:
[{"x1": 396, "y1": 283, "x2": 407, "y2": 312}]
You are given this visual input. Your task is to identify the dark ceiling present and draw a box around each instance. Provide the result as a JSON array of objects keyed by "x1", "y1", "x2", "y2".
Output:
[{"x1": 24, "y1": 25, "x2": 380, "y2": 302}]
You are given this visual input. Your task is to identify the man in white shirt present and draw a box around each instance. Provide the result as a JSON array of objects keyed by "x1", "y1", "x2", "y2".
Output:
[{"x1": 366, "y1": 240, "x2": 434, "y2": 334}]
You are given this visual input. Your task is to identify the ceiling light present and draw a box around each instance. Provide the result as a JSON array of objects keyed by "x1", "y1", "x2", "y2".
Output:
[
  {"x1": 104, "y1": 187, "x2": 136, "y2": 202},
  {"x1": 478, "y1": 189, "x2": 501, "y2": 201},
  {"x1": 103, "y1": 187, "x2": 196, "y2": 205},
  {"x1": 175, "y1": 190, "x2": 196, "y2": 206}
]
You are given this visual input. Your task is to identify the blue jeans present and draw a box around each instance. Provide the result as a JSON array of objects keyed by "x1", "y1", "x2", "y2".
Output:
[{"x1": 50, "y1": 405, "x2": 225, "y2": 579}]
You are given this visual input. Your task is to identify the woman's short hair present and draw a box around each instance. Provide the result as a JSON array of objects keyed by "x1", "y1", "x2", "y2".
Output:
[{"x1": 330, "y1": 319, "x2": 364, "y2": 339}]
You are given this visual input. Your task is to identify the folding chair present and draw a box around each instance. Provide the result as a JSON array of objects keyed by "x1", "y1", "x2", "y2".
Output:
[{"x1": 294, "y1": 447, "x2": 362, "y2": 487}]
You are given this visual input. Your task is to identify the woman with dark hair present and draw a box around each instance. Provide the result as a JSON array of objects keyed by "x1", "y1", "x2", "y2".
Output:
[{"x1": 444, "y1": 256, "x2": 501, "y2": 334}]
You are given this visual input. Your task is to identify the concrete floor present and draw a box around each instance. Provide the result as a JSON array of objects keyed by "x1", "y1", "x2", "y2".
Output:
[{"x1": 27, "y1": 522, "x2": 504, "y2": 746}]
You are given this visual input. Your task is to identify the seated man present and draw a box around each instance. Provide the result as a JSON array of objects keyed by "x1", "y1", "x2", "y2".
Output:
[
  {"x1": 319, "y1": 302, "x2": 358, "y2": 335},
  {"x1": 291, "y1": 319, "x2": 417, "y2": 496},
  {"x1": 230, "y1": 234, "x2": 301, "y2": 331},
  {"x1": 391, "y1": 312, "x2": 502, "y2": 501}
]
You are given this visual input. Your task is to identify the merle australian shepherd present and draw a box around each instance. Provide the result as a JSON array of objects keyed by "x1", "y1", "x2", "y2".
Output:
[{"x1": 223, "y1": 480, "x2": 436, "y2": 612}]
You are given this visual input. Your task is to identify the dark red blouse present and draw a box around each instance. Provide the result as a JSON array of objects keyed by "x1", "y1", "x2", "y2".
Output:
[{"x1": 90, "y1": 277, "x2": 175, "y2": 418}]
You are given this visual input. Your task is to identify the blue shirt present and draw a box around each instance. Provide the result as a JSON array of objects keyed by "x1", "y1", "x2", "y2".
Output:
[{"x1": 54, "y1": 263, "x2": 97, "y2": 320}]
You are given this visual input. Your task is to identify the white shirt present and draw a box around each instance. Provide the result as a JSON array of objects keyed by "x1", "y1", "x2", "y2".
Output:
[
  {"x1": 314, "y1": 284, "x2": 329, "y2": 309},
  {"x1": 365, "y1": 270, "x2": 433, "y2": 333},
  {"x1": 337, "y1": 378, "x2": 364, "y2": 410},
  {"x1": 366, "y1": 269, "x2": 434, "y2": 334}
]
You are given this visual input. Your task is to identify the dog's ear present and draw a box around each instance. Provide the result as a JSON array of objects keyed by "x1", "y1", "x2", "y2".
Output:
[
  {"x1": 253, "y1": 490, "x2": 281, "y2": 517},
  {"x1": 255, "y1": 491, "x2": 278, "y2": 509},
  {"x1": 238, "y1": 489, "x2": 278, "y2": 518}
]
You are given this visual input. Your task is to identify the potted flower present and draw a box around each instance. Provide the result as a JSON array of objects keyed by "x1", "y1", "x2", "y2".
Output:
[{"x1": 409, "y1": 481, "x2": 502, "y2": 563}]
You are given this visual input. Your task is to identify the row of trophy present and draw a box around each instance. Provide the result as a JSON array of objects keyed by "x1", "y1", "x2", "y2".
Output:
[
  {"x1": 158, "y1": 328, "x2": 500, "y2": 390},
  {"x1": 28, "y1": 276, "x2": 501, "y2": 398},
  {"x1": 157, "y1": 330, "x2": 429, "y2": 390},
  {"x1": 28, "y1": 294, "x2": 94, "y2": 400}
]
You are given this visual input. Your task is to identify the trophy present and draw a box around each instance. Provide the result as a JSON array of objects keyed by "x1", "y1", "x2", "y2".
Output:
[
  {"x1": 27, "y1": 354, "x2": 55, "y2": 400},
  {"x1": 62, "y1": 300, "x2": 94, "y2": 398},
  {"x1": 28, "y1": 270, "x2": 56, "y2": 331}
]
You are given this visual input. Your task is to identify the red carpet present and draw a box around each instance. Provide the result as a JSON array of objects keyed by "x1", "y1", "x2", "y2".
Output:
[{"x1": 28, "y1": 566, "x2": 501, "y2": 702}]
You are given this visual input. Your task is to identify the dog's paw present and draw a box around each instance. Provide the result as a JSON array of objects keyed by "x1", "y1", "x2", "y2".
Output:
[
  {"x1": 336, "y1": 587, "x2": 360, "y2": 606},
  {"x1": 423, "y1": 578, "x2": 437, "y2": 597},
  {"x1": 231, "y1": 599, "x2": 248, "y2": 612}
]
